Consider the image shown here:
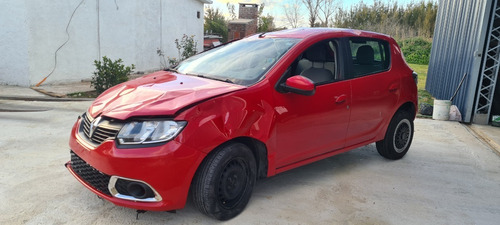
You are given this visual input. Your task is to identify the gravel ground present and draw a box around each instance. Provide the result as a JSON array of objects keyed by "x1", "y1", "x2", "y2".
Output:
[{"x1": 1, "y1": 99, "x2": 500, "y2": 225}]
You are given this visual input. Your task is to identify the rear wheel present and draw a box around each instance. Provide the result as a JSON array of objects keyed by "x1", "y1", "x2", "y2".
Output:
[
  {"x1": 376, "y1": 110, "x2": 414, "y2": 160},
  {"x1": 191, "y1": 143, "x2": 256, "y2": 221}
]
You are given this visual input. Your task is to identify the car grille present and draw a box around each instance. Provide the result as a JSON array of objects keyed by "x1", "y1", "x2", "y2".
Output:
[
  {"x1": 70, "y1": 150, "x2": 111, "y2": 196},
  {"x1": 80, "y1": 113, "x2": 122, "y2": 145}
]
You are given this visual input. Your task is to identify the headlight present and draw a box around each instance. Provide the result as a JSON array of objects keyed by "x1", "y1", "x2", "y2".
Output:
[{"x1": 117, "y1": 120, "x2": 186, "y2": 145}]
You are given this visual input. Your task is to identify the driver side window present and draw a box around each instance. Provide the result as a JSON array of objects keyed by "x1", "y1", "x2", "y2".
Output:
[{"x1": 291, "y1": 40, "x2": 339, "y2": 85}]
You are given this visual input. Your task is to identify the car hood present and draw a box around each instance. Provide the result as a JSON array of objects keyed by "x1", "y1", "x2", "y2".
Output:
[{"x1": 88, "y1": 71, "x2": 246, "y2": 120}]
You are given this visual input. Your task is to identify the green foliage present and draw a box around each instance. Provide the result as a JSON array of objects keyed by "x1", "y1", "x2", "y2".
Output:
[
  {"x1": 398, "y1": 37, "x2": 432, "y2": 65},
  {"x1": 91, "y1": 56, "x2": 135, "y2": 94},
  {"x1": 408, "y1": 63, "x2": 430, "y2": 90},
  {"x1": 334, "y1": 0, "x2": 438, "y2": 39},
  {"x1": 204, "y1": 6, "x2": 228, "y2": 42},
  {"x1": 257, "y1": 3, "x2": 276, "y2": 32},
  {"x1": 408, "y1": 63, "x2": 434, "y2": 107},
  {"x1": 168, "y1": 34, "x2": 198, "y2": 66},
  {"x1": 258, "y1": 15, "x2": 275, "y2": 32},
  {"x1": 418, "y1": 89, "x2": 434, "y2": 106}
]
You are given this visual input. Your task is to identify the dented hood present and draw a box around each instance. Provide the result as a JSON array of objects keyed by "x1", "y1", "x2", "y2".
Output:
[{"x1": 88, "y1": 71, "x2": 246, "y2": 120}]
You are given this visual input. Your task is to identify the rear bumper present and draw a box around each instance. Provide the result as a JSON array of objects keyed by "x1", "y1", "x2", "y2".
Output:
[{"x1": 67, "y1": 118, "x2": 206, "y2": 211}]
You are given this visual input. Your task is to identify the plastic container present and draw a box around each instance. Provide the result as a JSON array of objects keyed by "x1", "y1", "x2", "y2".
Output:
[{"x1": 432, "y1": 99, "x2": 451, "y2": 121}]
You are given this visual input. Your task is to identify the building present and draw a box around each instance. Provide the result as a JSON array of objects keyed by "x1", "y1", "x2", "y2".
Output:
[
  {"x1": 0, "y1": 0, "x2": 212, "y2": 87},
  {"x1": 427, "y1": 0, "x2": 500, "y2": 124},
  {"x1": 228, "y1": 3, "x2": 259, "y2": 41}
]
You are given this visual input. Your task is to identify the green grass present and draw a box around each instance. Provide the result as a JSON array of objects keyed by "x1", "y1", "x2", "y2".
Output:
[{"x1": 408, "y1": 63, "x2": 434, "y2": 106}]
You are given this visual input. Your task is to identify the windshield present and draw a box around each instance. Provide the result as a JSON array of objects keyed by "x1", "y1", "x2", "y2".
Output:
[{"x1": 175, "y1": 38, "x2": 300, "y2": 86}]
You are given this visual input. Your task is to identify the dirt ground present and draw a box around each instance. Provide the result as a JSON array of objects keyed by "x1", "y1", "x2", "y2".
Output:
[{"x1": 1, "y1": 99, "x2": 500, "y2": 225}]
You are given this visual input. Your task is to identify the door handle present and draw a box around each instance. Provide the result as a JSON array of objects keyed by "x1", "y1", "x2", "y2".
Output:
[
  {"x1": 335, "y1": 94, "x2": 347, "y2": 104},
  {"x1": 389, "y1": 83, "x2": 400, "y2": 92}
]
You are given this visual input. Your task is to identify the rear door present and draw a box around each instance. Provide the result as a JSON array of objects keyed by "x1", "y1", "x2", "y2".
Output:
[{"x1": 344, "y1": 37, "x2": 400, "y2": 146}]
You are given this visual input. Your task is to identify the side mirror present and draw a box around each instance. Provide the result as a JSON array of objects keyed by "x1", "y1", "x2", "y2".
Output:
[{"x1": 281, "y1": 75, "x2": 315, "y2": 96}]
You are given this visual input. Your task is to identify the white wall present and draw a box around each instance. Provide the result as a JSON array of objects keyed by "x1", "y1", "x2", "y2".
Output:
[
  {"x1": 0, "y1": 0, "x2": 206, "y2": 86},
  {"x1": 0, "y1": 0, "x2": 30, "y2": 86}
]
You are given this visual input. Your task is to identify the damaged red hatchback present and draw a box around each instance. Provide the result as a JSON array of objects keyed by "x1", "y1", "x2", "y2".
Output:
[{"x1": 67, "y1": 28, "x2": 417, "y2": 220}]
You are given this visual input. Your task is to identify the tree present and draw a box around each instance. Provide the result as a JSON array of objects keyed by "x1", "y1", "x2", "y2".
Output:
[
  {"x1": 333, "y1": 0, "x2": 438, "y2": 39},
  {"x1": 257, "y1": 3, "x2": 276, "y2": 32},
  {"x1": 227, "y1": 3, "x2": 236, "y2": 20},
  {"x1": 258, "y1": 15, "x2": 275, "y2": 32},
  {"x1": 302, "y1": 0, "x2": 322, "y2": 27},
  {"x1": 204, "y1": 6, "x2": 228, "y2": 42},
  {"x1": 283, "y1": 0, "x2": 302, "y2": 28},
  {"x1": 319, "y1": 0, "x2": 336, "y2": 27}
]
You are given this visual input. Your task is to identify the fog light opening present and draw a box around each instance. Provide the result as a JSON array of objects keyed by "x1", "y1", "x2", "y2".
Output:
[{"x1": 127, "y1": 182, "x2": 153, "y2": 199}]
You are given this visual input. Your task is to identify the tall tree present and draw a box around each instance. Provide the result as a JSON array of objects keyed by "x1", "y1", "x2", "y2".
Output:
[
  {"x1": 333, "y1": 0, "x2": 438, "y2": 39},
  {"x1": 257, "y1": 3, "x2": 276, "y2": 32},
  {"x1": 258, "y1": 15, "x2": 275, "y2": 32},
  {"x1": 204, "y1": 6, "x2": 228, "y2": 42},
  {"x1": 319, "y1": 0, "x2": 336, "y2": 27},
  {"x1": 283, "y1": 0, "x2": 302, "y2": 28},
  {"x1": 227, "y1": 3, "x2": 236, "y2": 20},
  {"x1": 302, "y1": 0, "x2": 323, "y2": 27}
]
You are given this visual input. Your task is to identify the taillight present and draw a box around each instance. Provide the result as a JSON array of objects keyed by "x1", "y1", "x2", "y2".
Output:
[{"x1": 412, "y1": 72, "x2": 418, "y2": 86}]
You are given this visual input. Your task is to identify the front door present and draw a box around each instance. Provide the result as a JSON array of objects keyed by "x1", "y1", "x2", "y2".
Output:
[{"x1": 272, "y1": 39, "x2": 352, "y2": 168}]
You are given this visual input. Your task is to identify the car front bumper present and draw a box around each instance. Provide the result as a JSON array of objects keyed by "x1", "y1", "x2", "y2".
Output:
[{"x1": 66, "y1": 117, "x2": 206, "y2": 211}]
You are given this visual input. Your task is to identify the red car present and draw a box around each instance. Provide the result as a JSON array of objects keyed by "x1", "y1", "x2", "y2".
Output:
[{"x1": 67, "y1": 28, "x2": 417, "y2": 220}]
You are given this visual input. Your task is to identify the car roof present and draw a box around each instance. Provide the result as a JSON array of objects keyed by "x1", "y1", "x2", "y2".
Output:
[{"x1": 261, "y1": 28, "x2": 392, "y2": 41}]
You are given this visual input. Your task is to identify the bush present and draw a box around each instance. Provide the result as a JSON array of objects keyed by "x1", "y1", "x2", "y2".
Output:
[
  {"x1": 398, "y1": 37, "x2": 432, "y2": 65},
  {"x1": 168, "y1": 34, "x2": 198, "y2": 66},
  {"x1": 91, "y1": 56, "x2": 135, "y2": 94}
]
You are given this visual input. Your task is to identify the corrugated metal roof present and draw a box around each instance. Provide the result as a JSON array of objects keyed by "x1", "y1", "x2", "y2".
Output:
[{"x1": 427, "y1": 0, "x2": 493, "y2": 122}]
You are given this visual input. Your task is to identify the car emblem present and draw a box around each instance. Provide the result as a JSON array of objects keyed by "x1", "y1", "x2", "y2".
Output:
[{"x1": 89, "y1": 117, "x2": 102, "y2": 138}]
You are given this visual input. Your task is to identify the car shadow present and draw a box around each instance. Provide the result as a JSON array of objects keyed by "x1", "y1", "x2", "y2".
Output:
[
  {"x1": 252, "y1": 144, "x2": 386, "y2": 194},
  {"x1": 88, "y1": 144, "x2": 394, "y2": 223}
]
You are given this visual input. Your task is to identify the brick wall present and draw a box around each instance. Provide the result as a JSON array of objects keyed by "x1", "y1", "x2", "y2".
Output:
[
  {"x1": 239, "y1": 4, "x2": 258, "y2": 20},
  {"x1": 227, "y1": 4, "x2": 259, "y2": 41}
]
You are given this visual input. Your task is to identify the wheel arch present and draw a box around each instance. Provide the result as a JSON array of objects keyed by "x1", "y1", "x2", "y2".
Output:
[
  {"x1": 191, "y1": 137, "x2": 269, "y2": 186},
  {"x1": 231, "y1": 137, "x2": 268, "y2": 180},
  {"x1": 397, "y1": 101, "x2": 417, "y2": 120}
]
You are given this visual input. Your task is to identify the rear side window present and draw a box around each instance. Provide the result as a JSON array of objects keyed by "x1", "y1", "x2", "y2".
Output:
[{"x1": 348, "y1": 38, "x2": 390, "y2": 77}]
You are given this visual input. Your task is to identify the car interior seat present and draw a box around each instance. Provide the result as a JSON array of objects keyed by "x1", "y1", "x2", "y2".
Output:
[
  {"x1": 353, "y1": 45, "x2": 376, "y2": 76},
  {"x1": 296, "y1": 44, "x2": 335, "y2": 84}
]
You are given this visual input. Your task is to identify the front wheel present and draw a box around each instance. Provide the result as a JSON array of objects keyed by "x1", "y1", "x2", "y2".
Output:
[
  {"x1": 191, "y1": 143, "x2": 257, "y2": 221},
  {"x1": 376, "y1": 110, "x2": 414, "y2": 160}
]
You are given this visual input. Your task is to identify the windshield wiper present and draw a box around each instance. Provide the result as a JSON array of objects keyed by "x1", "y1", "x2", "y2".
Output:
[
  {"x1": 165, "y1": 67, "x2": 180, "y2": 73},
  {"x1": 186, "y1": 73, "x2": 233, "y2": 84}
]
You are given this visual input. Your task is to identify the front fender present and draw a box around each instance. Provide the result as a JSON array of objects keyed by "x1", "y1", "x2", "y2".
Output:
[{"x1": 175, "y1": 89, "x2": 275, "y2": 155}]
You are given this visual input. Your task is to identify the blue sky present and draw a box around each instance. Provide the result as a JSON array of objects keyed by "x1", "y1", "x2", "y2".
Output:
[{"x1": 209, "y1": 0, "x2": 432, "y2": 27}]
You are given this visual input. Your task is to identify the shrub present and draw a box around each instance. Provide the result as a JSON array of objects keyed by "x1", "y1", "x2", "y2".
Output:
[
  {"x1": 91, "y1": 56, "x2": 135, "y2": 94},
  {"x1": 168, "y1": 34, "x2": 198, "y2": 66},
  {"x1": 398, "y1": 37, "x2": 432, "y2": 65}
]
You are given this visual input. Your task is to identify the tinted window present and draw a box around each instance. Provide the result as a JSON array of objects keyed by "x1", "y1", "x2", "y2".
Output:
[{"x1": 348, "y1": 38, "x2": 390, "y2": 77}]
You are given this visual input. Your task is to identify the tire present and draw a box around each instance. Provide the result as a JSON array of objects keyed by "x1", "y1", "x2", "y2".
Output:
[
  {"x1": 376, "y1": 110, "x2": 414, "y2": 160},
  {"x1": 191, "y1": 143, "x2": 257, "y2": 221}
]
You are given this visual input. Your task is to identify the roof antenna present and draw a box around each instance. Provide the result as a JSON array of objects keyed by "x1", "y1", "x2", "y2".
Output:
[{"x1": 259, "y1": 32, "x2": 266, "y2": 38}]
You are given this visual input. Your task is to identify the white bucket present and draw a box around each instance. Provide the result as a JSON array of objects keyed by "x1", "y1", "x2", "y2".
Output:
[{"x1": 432, "y1": 99, "x2": 451, "y2": 120}]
